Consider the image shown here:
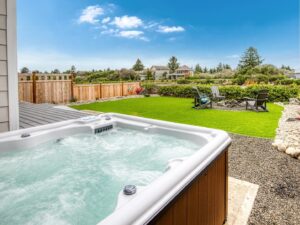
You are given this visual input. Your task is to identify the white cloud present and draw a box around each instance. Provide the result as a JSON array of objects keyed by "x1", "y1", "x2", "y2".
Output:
[
  {"x1": 101, "y1": 29, "x2": 118, "y2": 35},
  {"x1": 157, "y1": 25, "x2": 185, "y2": 33},
  {"x1": 118, "y1": 30, "x2": 144, "y2": 39},
  {"x1": 78, "y1": 5, "x2": 104, "y2": 24},
  {"x1": 113, "y1": 15, "x2": 143, "y2": 29},
  {"x1": 226, "y1": 54, "x2": 240, "y2": 59},
  {"x1": 102, "y1": 17, "x2": 111, "y2": 24},
  {"x1": 143, "y1": 22, "x2": 160, "y2": 29}
]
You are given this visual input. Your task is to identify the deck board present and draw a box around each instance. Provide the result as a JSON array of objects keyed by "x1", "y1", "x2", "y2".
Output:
[{"x1": 19, "y1": 103, "x2": 88, "y2": 129}]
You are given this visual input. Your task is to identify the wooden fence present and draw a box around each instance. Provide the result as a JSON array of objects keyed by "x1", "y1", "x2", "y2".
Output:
[{"x1": 18, "y1": 73, "x2": 141, "y2": 104}]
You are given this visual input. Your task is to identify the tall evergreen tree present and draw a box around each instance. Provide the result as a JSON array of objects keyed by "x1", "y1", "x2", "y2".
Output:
[
  {"x1": 216, "y1": 63, "x2": 223, "y2": 72},
  {"x1": 195, "y1": 64, "x2": 203, "y2": 73},
  {"x1": 168, "y1": 56, "x2": 179, "y2": 73},
  {"x1": 132, "y1": 58, "x2": 144, "y2": 71},
  {"x1": 238, "y1": 47, "x2": 263, "y2": 71},
  {"x1": 223, "y1": 64, "x2": 231, "y2": 70}
]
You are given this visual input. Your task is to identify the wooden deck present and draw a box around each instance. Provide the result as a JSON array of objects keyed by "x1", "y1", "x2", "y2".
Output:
[{"x1": 19, "y1": 103, "x2": 88, "y2": 129}]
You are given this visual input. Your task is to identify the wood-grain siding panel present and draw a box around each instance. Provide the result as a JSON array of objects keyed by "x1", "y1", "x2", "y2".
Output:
[{"x1": 150, "y1": 150, "x2": 228, "y2": 225}]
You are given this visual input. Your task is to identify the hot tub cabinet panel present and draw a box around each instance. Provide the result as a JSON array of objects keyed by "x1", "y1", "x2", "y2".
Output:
[{"x1": 149, "y1": 150, "x2": 228, "y2": 225}]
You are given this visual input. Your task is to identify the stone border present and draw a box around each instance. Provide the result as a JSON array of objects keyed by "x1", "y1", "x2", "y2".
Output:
[
  {"x1": 272, "y1": 103, "x2": 300, "y2": 159},
  {"x1": 68, "y1": 95, "x2": 160, "y2": 106}
]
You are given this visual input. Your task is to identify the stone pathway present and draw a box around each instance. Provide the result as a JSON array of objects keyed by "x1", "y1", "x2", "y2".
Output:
[
  {"x1": 273, "y1": 102, "x2": 300, "y2": 159},
  {"x1": 227, "y1": 177, "x2": 259, "y2": 225}
]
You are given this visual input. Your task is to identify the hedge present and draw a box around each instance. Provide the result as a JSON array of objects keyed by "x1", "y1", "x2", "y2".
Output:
[{"x1": 155, "y1": 85, "x2": 299, "y2": 102}]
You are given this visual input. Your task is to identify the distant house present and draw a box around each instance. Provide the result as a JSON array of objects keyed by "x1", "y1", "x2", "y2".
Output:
[
  {"x1": 150, "y1": 65, "x2": 194, "y2": 80},
  {"x1": 135, "y1": 70, "x2": 147, "y2": 80},
  {"x1": 176, "y1": 65, "x2": 194, "y2": 77},
  {"x1": 168, "y1": 65, "x2": 194, "y2": 79},
  {"x1": 150, "y1": 66, "x2": 170, "y2": 80},
  {"x1": 292, "y1": 72, "x2": 300, "y2": 79}
]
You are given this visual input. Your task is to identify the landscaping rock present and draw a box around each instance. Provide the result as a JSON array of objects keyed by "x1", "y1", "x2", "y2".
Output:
[
  {"x1": 277, "y1": 143, "x2": 287, "y2": 152},
  {"x1": 216, "y1": 100, "x2": 226, "y2": 107},
  {"x1": 273, "y1": 104, "x2": 300, "y2": 159},
  {"x1": 286, "y1": 147, "x2": 300, "y2": 158},
  {"x1": 240, "y1": 101, "x2": 246, "y2": 107},
  {"x1": 289, "y1": 98, "x2": 300, "y2": 105}
]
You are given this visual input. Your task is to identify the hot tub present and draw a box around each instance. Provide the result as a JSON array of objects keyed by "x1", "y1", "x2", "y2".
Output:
[{"x1": 0, "y1": 113, "x2": 231, "y2": 225}]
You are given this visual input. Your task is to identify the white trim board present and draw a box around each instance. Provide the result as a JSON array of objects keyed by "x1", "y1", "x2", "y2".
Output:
[{"x1": 6, "y1": 0, "x2": 19, "y2": 130}]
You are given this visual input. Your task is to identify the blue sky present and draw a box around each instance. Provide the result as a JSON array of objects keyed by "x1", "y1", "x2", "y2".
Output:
[{"x1": 17, "y1": 0, "x2": 299, "y2": 71}]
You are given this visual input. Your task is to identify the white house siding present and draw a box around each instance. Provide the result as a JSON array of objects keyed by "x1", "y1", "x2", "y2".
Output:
[
  {"x1": 153, "y1": 70, "x2": 169, "y2": 80},
  {"x1": 294, "y1": 73, "x2": 300, "y2": 79},
  {"x1": 0, "y1": 0, "x2": 18, "y2": 132}
]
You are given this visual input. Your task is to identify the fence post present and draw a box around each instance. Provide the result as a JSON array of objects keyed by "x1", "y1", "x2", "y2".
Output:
[
  {"x1": 99, "y1": 83, "x2": 102, "y2": 99},
  {"x1": 70, "y1": 73, "x2": 75, "y2": 102},
  {"x1": 121, "y1": 82, "x2": 124, "y2": 96},
  {"x1": 32, "y1": 72, "x2": 37, "y2": 103}
]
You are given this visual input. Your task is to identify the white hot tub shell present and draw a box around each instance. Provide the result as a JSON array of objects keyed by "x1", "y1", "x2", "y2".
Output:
[{"x1": 0, "y1": 113, "x2": 231, "y2": 225}]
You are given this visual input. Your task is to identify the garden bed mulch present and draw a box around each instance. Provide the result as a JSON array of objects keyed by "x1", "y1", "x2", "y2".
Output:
[{"x1": 229, "y1": 134, "x2": 300, "y2": 225}]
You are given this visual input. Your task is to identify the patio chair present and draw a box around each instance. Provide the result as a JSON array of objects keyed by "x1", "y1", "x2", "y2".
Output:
[
  {"x1": 245, "y1": 90, "x2": 269, "y2": 112},
  {"x1": 211, "y1": 86, "x2": 225, "y2": 102},
  {"x1": 192, "y1": 86, "x2": 212, "y2": 109}
]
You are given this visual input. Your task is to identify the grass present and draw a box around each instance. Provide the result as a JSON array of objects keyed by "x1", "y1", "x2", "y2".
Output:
[{"x1": 71, "y1": 97, "x2": 283, "y2": 138}]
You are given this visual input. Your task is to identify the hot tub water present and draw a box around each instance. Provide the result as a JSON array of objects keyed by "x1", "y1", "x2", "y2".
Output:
[{"x1": 0, "y1": 127, "x2": 199, "y2": 225}]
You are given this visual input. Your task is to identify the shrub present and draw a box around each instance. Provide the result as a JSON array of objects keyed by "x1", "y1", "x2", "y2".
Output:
[
  {"x1": 294, "y1": 79, "x2": 300, "y2": 85},
  {"x1": 135, "y1": 87, "x2": 144, "y2": 95},
  {"x1": 279, "y1": 79, "x2": 294, "y2": 85},
  {"x1": 158, "y1": 85, "x2": 299, "y2": 102},
  {"x1": 233, "y1": 75, "x2": 250, "y2": 85},
  {"x1": 269, "y1": 75, "x2": 285, "y2": 83},
  {"x1": 177, "y1": 79, "x2": 191, "y2": 84},
  {"x1": 141, "y1": 83, "x2": 159, "y2": 94},
  {"x1": 255, "y1": 75, "x2": 269, "y2": 84}
]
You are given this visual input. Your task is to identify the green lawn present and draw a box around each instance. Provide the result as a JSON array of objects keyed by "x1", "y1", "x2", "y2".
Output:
[{"x1": 71, "y1": 97, "x2": 283, "y2": 138}]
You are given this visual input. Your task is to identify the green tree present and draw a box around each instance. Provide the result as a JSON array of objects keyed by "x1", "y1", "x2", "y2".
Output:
[
  {"x1": 168, "y1": 56, "x2": 179, "y2": 73},
  {"x1": 146, "y1": 69, "x2": 153, "y2": 80},
  {"x1": 281, "y1": 65, "x2": 292, "y2": 71},
  {"x1": 21, "y1": 67, "x2": 30, "y2": 73},
  {"x1": 162, "y1": 72, "x2": 168, "y2": 79},
  {"x1": 52, "y1": 69, "x2": 60, "y2": 74},
  {"x1": 238, "y1": 47, "x2": 263, "y2": 72},
  {"x1": 203, "y1": 67, "x2": 208, "y2": 73},
  {"x1": 119, "y1": 69, "x2": 137, "y2": 80},
  {"x1": 71, "y1": 65, "x2": 76, "y2": 73},
  {"x1": 216, "y1": 63, "x2": 223, "y2": 72},
  {"x1": 223, "y1": 64, "x2": 231, "y2": 70},
  {"x1": 209, "y1": 68, "x2": 216, "y2": 74},
  {"x1": 195, "y1": 64, "x2": 203, "y2": 73},
  {"x1": 132, "y1": 58, "x2": 144, "y2": 71}
]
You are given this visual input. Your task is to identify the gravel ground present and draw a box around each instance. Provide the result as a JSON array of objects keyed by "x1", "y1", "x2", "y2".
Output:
[{"x1": 229, "y1": 134, "x2": 300, "y2": 225}]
